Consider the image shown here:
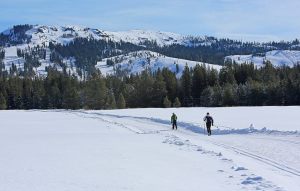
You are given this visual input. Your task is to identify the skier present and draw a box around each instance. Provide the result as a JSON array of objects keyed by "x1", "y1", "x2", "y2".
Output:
[
  {"x1": 203, "y1": 112, "x2": 214, "y2": 136},
  {"x1": 171, "y1": 113, "x2": 178, "y2": 130}
]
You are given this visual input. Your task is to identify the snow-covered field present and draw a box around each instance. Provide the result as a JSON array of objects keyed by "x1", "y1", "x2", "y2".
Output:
[{"x1": 0, "y1": 107, "x2": 299, "y2": 191}]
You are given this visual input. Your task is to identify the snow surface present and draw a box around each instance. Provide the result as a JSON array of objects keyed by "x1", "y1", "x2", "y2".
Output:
[
  {"x1": 226, "y1": 50, "x2": 300, "y2": 67},
  {"x1": 96, "y1": 50, "x2": 222, "y2": 77},
  {"x1": 0, "y1": 107, "x2": 299, "y2": 191}
]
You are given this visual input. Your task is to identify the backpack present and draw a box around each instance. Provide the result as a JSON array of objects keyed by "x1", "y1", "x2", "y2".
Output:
[
  {"x1": 206, "y1": 116, "x2": 213, "y2": 124},
  {"x1": 172, "y1": 114, "x2": 177, "y2": 121}
]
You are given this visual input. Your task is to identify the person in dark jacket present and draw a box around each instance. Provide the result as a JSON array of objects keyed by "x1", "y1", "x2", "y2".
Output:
[
  {"x1": 203, "y1": 112, "x2": 214, "y2": 136},
  {"x1": 171, "y1": 113, "x2": 178, "y2": 130}
]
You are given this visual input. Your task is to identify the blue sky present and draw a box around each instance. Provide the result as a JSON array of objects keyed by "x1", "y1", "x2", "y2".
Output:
[{"x1": 0, "y1": 0, "x2": 299, "y2": 42}]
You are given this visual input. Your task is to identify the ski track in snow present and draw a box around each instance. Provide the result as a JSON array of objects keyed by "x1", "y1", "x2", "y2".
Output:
[
  {"x1": 68, "y1": 110, "x2": 300, "y2": 136},
  {"x1": 62, "y1": 110, "x2": 300, "y2": 191},
  {"x1": 206, "y1": 140, "x2": 300, "y2": 177}
]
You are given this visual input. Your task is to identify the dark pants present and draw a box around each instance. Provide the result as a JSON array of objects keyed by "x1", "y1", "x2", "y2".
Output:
[
  {"x1": 206, "y1": 123, "x2": 212, "y2": 135},
  {"x1": 172, "y1": 121, "x2": 177, "y2": 130}
]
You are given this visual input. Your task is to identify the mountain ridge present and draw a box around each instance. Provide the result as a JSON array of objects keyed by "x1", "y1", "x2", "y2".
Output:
[
  {"x1": 1, "y1": 24, "x2": 300, "y2": 78},
  {"x1": 3, "y1": 24, "x2": 300, "y2": 48}
]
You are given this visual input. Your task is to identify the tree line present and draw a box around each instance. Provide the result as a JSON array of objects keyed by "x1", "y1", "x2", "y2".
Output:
[{"x1": 0, "y1": 61, "x2": 299, "y2": 110}]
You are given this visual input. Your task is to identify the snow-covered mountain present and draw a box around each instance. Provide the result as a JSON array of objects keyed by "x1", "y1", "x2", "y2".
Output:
[
  {"x1": 0, "y1": 24, "x2": 222, "y2": 77},
  {"x1": 2, "y1": 24, "x2": 207, "y2": 47},
  {"x1": 1, "y1": 24, "x2": 300, "y2": 78},
  {"x1": 96, "y1": 50, "x2": 222, "y2": 77},
  {"x1": 225, "y1": 50, "x2": 300, "y2": 67}
]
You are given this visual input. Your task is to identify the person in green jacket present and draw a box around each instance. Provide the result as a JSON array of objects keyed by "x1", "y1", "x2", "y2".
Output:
[{"x1": 171, "y1": 113, "x2": 178, "y2": 130}]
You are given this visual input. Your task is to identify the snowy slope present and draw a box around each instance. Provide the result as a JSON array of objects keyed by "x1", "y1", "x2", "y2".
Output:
[
  {"x1": 226, "y1": 50, "x2": 300, "y2": 67},
  {"x1": 0, "y1": 107, "x2": 299, "y2": 191},
  {"x1": 26, "y1": 25, "x2": 102, "y2": 46},
  {"x1": 2, "y1": 25, "x2": 193, "y2": 47},
  {"x1": 0, "y1": 25, "x2": 215, "y2": 77},
  {"x1": 96, "y1": 50, "x2": 222, "y2": 77},
  {"x1": 2, "y1": 45, "x2": 79, "y2": 78},
  {"x1": 104, "y1": 30, "x2": 186, "y2": 46},
  {"x1": 3, "y1": 46, "x2": 25, "y2": 71},
  {"x1": 0, "y1": 24, "x2": 223, "y2": 48}
]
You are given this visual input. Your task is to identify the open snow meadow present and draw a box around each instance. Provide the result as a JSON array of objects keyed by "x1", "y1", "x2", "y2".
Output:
[{"x1": 0, "y1": 107, "x2": 299, "y2": 191}]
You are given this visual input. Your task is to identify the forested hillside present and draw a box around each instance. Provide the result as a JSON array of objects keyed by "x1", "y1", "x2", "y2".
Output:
[
  {"x1": 0, "y1": 62, "x2": 299, "y2": 110},
  {"x1": 0, "y1": 25, "x2": 300, "y2": 109}
]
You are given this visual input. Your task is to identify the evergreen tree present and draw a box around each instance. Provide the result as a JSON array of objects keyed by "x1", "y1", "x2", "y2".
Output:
[
  {"x1": 0, "y1": 92, "x2": 7, "y2": 109},
  {"x1": 219, "y1": 66, "x2": 236, "y2": 85},
  {"x1": 62, "y1": 78, "x2": 80, "y2": 109},
  {"x1": 222, "y1": 84, "x2": 236, "y2": 106},
  {"x1": 151, "y1": 71, "x2": 167, "y2": 107},
  {"x1": 181, "y1": 64, "x2": 192, "y2": 105},
  {"x1": 173, "y1": 97, "x2": 181, "y2": 107},
  {"x1": 132, "y1": 70, "x2": 154, "y2": 107},
  {"x1": 200, "y1": 86, "x2": 214, "y2": 106},
  {"x1": 84, "y1": 74, "x2": 107, "y2": 109},
  {"x1": 32, "y1": 79, "x2": 46, "y2": 109},
  {"x1": 207, "y1": 68, "x2": 219, "y2": 86},
  {"x1": 192, "y1": 64, "x2": 207, "y2": 104},
  {"x1": 162, "y1": 68, "x2": 177, "y2": 101},
  {"x1": 22, "y1": 78, "x2": 33, "y2": 109},
  {"x1": 163, "y1": 96, "x2": 171, "y2": 108},
  {"x1": 50, "y1": 83, "x2": 61, "y2": 108},
  {"x1": 117, "y1": 93, "x2": 126, "y2": 109},
  {"x1": 106, "y1": 90, "x2": 117, "y2": 109},
  {"x1": 212, "y1": 84, "x2": 222, "y2": 106}
]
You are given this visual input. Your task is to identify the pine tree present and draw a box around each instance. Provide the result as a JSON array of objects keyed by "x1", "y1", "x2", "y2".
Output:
[
  {"x1": 0, "y1": 93, "x2": 7, "y2": 109},
  {"x1": 200, "y1": 87, "x2": 214, "y2": 106},
  {"x1": 49, "y1": 82, "x2": 61, "y2": 109},
  {"x1": 219, "y1": 66, "x2": 236, "y2": 85},
  {"x1": 181, "y1": 64, "x2": 192, "y2": 104},
  {"x1": 22, "y1": 78, "x2": 33, "y2": 109},
  {"x1": 192, "y1": 64, "x2": 207, "y2": 104},
  {"x1": 84, "y1": 75, "x2": 107, "y2": 109},
  {"x1": 163, "y1": 96, "x2": 171, "y2": 108},
  {"x1": 106, "y1": 90, "x2": 117, "y2": 109},
  {"x1": 117, "y1": 93, "x2": 126, "y2": 109},
  {"x1": 62, "y1": 78, "x2": 80, "y2": 109},
  {"x1": 173, "y1": 97, "x2": 181, "y2": 107},
  {"x1": 222, "y1": 84, "x2": 236, "y2": 106},
  {"x1": 236, "y1": 84, "x2": 248, "y2": 105},
  {"x1": 134, "y1": 70, "x2": 154, "y2": 107},
  {"x1": 162, "y1": 68, "x2": 177, "y2": 101},
  {"x1": 207, "y1": 68, "x2": 219, "y2": 86},
  {"x1": 32, "y1": 79, "x2": 46, "y2": 109},
  {"x1": 151, "y1": 71, "x2": 167, "y2": 107},
  {"x1": 212, "y1": 85, "x2": 222, "y2": 106}
]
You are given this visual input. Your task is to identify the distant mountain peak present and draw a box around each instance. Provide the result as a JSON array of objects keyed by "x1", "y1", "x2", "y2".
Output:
[{"x1": 1, "y1": 24, "x2": 213, "y2": 47}]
